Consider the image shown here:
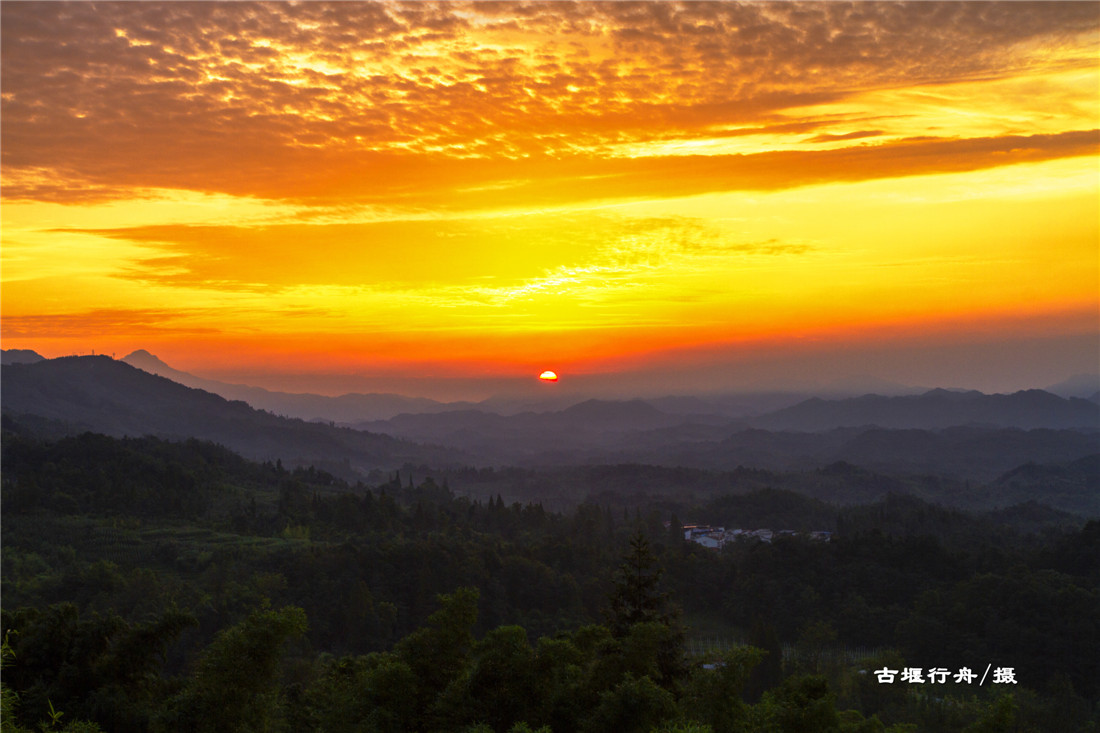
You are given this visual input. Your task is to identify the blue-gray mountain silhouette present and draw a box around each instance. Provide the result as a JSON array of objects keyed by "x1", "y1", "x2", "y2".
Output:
[{"x1": 1, "y1": 355, "x2": 464, "y2": 477}]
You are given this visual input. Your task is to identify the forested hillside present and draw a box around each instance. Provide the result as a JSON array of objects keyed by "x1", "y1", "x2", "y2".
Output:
[
  {"x1": 2, "y1": 421, "x2": 1097, "y2": 732},
  {"x1": 1, "y1": 357, "x2": 465, "y2": 479}
]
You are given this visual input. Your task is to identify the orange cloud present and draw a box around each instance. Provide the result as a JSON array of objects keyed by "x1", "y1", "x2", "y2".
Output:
[
  {"x1": 2, "y1": 2, "x2": 1096, "y2": 389},
  {"x1": 3, "y1": 2, "x2": 1096, "y2": 205},
  {"x1": 0, "y1": 308, "x2": 218, "y2": 338}
]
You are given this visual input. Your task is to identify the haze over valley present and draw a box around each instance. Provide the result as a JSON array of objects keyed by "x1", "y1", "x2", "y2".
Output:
[{"x1": 4, "y1": 349, "x2": 1097, "y2": 516}]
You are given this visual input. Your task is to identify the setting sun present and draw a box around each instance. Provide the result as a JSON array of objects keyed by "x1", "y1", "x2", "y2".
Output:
[
  {"x1": 0, "y1": 2, "x2": 1096, "y2": 397},
  {"x1": 539, "y1": 371, "x2": 559, "y2": 383}
]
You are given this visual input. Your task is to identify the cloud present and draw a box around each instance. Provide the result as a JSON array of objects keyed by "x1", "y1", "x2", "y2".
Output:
[
  {"x1": 806, "y1": 130, "x2": 883, "y2": 144},
  {"x1": 2, "y1": 1, "x2": 1096, "y2": 206},
  {"x1": 3, "y1": 1, "x2": 1096, "y2": 378},
  {"x1": 52, "y1": 216, "x2": 608, "y2": 290},
  {"x1": 7, "y1": 126, "x2": 1095, "y2": 209},
  {"x1": 43, "y1": 211, "x2": 818, "y2": 309},
  {"x1": 0, "y1": 308, "x2": 218, "y2": 338}
]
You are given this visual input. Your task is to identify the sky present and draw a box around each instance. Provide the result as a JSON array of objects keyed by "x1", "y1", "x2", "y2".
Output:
[{"x1": 2, "y1": 1, "x2": 1098, "y2": 400}]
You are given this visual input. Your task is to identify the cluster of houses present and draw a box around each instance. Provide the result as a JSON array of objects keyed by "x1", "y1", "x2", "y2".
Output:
[{"x1": 679, "y1": 523, "x2": 832, "y2": 549}]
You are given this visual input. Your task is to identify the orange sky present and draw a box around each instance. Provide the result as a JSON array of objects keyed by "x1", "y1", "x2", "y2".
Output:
[{"x1": 2, "y1": 1, "x2": 1098, "y2": 398}]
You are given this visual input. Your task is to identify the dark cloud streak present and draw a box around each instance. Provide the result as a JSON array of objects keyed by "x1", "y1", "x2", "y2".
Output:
[{"x1": 6, "y1": 128, "x2": 1093, "y2": 208}]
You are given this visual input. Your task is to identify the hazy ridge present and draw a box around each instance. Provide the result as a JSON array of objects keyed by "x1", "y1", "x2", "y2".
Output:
[
  {"x1": 2, "y1": 350, "x2": 1098, "y2": 513},
  {"x1": 0, "y1": 355, "x2": 466, "y2": 480}
]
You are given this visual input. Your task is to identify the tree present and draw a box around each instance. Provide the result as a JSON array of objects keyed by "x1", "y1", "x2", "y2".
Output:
[
  {"x1": 582, "y1": 674, "x2": 677, "y2": 733},
  {"x1": 393, "y1": 587, "x2": 479, "y2": 729},
  {"x1": 604, "y1": 532, "x2": 677, "y2": 635},
  {"x1": 962, "y1": 695, "x2": 1018, "y2": 733},
  {"x1": 603, "y1": 532, "x2": 687, "y2": 691},
  {"x1": 531, "y1": 635, "x2": 588, "y2": 732},
  {"x1": 751, "y1": 675, "x2": 841, "y2": 733},
  {"x1": 679, "y1": 646, "x2": 764, "y2": 733},
  {"x1": 458, "y1": 625, "x2": 538, "y2": 731},
  {"x1": 744, "y1": 620, "x2": 783, "y2": 703},
  {"x1": 303, "y1": 652, "x2": 418, "y2": 733},
  {"x1": 794, "y1": 620, "x2": 838, "y2": 676},
  {"x1": 668, "y1": 514, "x2": 685, "y2": 549},
  {"x1": 166, "y1": 606, "x2": 307, "y2": 733},
  {"x1": 2, "y1": 631, "x2": 23, "y2": 733}
]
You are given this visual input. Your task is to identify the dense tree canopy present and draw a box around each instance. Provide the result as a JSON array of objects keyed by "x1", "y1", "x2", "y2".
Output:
[{"x1": 2, "y1": 424, "x2": 1097, "y2": 732}]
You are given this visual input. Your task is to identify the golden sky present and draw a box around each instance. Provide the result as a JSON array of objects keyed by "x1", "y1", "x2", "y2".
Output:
[{"x1": 2, "y1": 1, "x2": 1098, "y2": 396}]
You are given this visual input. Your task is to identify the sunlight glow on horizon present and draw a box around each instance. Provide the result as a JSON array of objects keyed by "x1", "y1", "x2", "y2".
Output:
[{"x1": 2, "y1": 1, "x2": 1097, "y2": 393}]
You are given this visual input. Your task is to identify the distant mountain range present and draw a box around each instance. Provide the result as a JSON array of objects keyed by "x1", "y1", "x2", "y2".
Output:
[
  {"x1": 749, "y1": 388, "x2": 1100, "y2": 431},
  {"x1": 1, "y1": 355, "x2": 465, "y2": 479},
  {"x1": 9, "y1": 348, "x2": 1095, "y2": 428},
  {"x1": 2, "y1": 350, "x2": 1097, "y2": 486},
  {"x1": 120, "y1": 349, "x2": 466, "y2": 421},
  {"x1": 116, "y1": 349, "x2": 818, "y2": 420},
  {"x1": 354, "y1": 387, "x2": 1099, "y2": 439}
]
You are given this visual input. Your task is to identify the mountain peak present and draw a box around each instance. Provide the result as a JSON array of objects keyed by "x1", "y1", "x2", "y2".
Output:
[
  {"x1": 1044, "y1": 373, "x2": 1100, "y2": 399},
  {"x1": 122, "y1": 350, "x2": 185, "y2": 379},
  {"x1": 921, "y1": 388, "x2": 983, "y2": 400},
  {"x1": 123, "y1": 349, "x2": 165, "y2": 365},
  {"x1": 1, "y1": 349, "x2": 45, "y2": 365}
]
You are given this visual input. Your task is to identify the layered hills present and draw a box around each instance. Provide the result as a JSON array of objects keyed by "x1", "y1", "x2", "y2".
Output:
[
  {"x1": 0, "y1": 355, "x2": 463, "y2": 479},
  {"x1": 121, "y1": 349, "x2": 461, "y2": 421},
  {"x1": 2, "y1": 350, "x2": 1097, "y2": 512}
]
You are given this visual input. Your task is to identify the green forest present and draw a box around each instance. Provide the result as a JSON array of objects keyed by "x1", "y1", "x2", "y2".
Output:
[{"x1": 2, "y1": 420, "x2": 1098, "y2": 732}]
